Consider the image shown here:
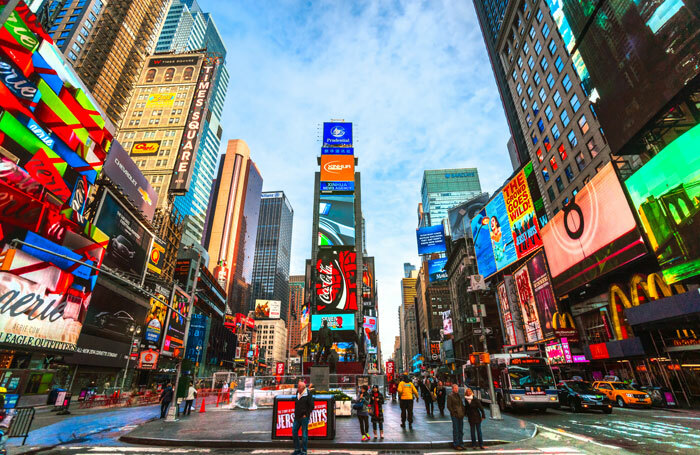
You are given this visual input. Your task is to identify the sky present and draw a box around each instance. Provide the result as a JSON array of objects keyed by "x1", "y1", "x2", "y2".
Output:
[{"x1": 199, "y1": 0, "x2": 514, "y2": 362}]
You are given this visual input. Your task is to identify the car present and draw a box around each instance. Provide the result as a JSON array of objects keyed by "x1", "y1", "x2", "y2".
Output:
[
  {"x1": 593, "y1": 381, "x2": 652, "y2": 408},
  {"x1": 557, "y1": 380, "x2": 613, "y2": 413}
]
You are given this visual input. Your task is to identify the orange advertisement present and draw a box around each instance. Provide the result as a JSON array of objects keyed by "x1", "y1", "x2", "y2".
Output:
[{"x1": 320, "y1": 154, "x2": 354, "y2": 182}]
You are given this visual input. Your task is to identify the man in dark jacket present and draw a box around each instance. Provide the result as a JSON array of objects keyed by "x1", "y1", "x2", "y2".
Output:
[
  {"x1": 446, "y1": 384, "x2": 465, "y2": 450},
  {"x1": 293, "y1": 381, "x2": 314, "y2": 455},
  {"x1": 159, "y1": 383, "x2": 173, "y2": 419},
  {"x1": 465, "y1": 388, "x2": 486, "y2": 449}
]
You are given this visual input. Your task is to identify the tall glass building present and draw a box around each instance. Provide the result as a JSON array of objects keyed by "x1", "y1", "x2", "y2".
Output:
[
  {"x1": 420, "y1": 169, "x2": 482, "y2": 227},
  {"x1": 250, "y1": 192, "x2": 294, "y2": 323},
  {"x1": 155, "y1": 0, "x2": 230, "y2": 246}
]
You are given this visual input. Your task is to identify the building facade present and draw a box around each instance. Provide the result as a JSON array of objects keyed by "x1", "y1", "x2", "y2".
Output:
[
  {"x1": 255, "y1": 319, "x2": 288, "y2": 371},
  {"x1": 420, "y1": 169, "x2": 482, "y2": 227},
  {"x1": 287, "y1": 275, "x2": 305, "y2": 359},
  {"x1": 400, "y1": 271, "x2": 420, "y2": 372},
  {"x1": 250, "y1": 192, "x2": 294, "y2": 322},
  {"x1": 204, "y1": 140, "x2": 263, "y2": 315}
]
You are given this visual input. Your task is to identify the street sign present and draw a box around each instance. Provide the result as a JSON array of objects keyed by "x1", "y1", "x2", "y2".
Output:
[
  {"x1": 473, "y1": 328, "x2": 493, "y2": 335},
  {"x1": 465, "y1": 317, "x2": 480, "y2": 323}
]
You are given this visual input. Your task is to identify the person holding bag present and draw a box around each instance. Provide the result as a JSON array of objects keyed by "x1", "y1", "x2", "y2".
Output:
[
  {"x1": 368, "y1": 384, "x2": 385, "y2": 439},
  {"x1": 353, "y1": 385, "x2": 371, "y2": 441}
]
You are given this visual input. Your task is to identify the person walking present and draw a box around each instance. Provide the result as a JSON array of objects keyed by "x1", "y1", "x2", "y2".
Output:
[
  {"x1": 465, "y1": 388, "x2": 486, "y2": 450},
  {"x1": 159, "y1": 383, "x2": 173, "y2": 419},
  {"x1": 184, "y1": 381, "x2": 197, "y2": 415},
  {"x1": 369, "y1": 384, "x2": 385, "y2": 439},
  {"x1": 447, "y1": 384, "x2": 466, "y2": 450},
  {"x1": 389, "y1": 380, "x2": 398, "y2": 402},
  {"x1": 353, "y1": 384, "x2": 371, "y2": 441},
  {"x1": 398, "y1": 375, "x2": 419, "y2": 429},
  {"x1": 435, "y1": 381, "x2": 447, "y2": 416},
  {"x1": 293, "y1": 381, "x2": 313, "y2": 455},
  {"x1": 420, "y1": 377, "x2": 435, "y2": 417}
]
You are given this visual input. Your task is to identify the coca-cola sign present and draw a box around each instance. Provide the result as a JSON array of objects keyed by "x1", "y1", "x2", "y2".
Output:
[{"x1": 315, "y1": 249, "x2": 357, "y2": 313}]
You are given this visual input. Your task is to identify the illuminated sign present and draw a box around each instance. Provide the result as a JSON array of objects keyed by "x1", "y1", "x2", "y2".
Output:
[
  {"x1": 103, "y1": 142, "x2": 157, "y2": 221},
  {"x1": 320, "y1": 154, "x2": 354, "y2": 191},
  {"x1": 254, "y1": 299, "x2": 281, "y2": 319},
  {"x1": 145, "y1": 93, "x2": 175, "y2": 108},
  {"x1": 311, "y1": 314, "x2": 356, "y2": 331},
  {"x1": 323, "y1": 122, "x2": 352, "y2": 146},
  {"x1": 162, "y1": 286, "x2": 191, "y2": 358},
  {"x1": 428, "y1": 258, "x2": 448, "y2": 282},
  {"x1": 147, "y1": 238, "x2": 165, "y2": 275},
  {"x1": 131, "y1": 141, "x2": 161, "y2": 156},
  {"x1": 318, "y1": 194, "x2": 355, "y2": 246},
  {"x1": 273, "y1": 399, "x2": 330, "y2": 438},
  {"x1": 514, "y1": 264, "x2": 543, "y2": 343},
  {"x1": 315, "y1": 248, "x2": 358, "y2": 313},
  {"x1": 148, "y1": 56, "x2": 200, "y2": 67},
  {"x1": 416, "y1": 225, "x2": 446, "y2": 255},
  {"x1": 510, "y1": 357, "x2": 545, "y2": 365},
  {"x1": 321, "y1": 147, "x2": 353, "y2": 155}
]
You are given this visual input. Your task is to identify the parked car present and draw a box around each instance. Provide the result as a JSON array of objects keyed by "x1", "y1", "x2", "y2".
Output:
[
  {"x1": 592, "y1": 381, "x2": 652, "y2": 408},
  {"x1": 557, "y1": 380, "x2": 613, "y2": 413}
]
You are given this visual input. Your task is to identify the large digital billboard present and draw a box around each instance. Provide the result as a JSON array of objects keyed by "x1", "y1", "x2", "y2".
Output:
[
  {"x1": 504, "y1": 164, "x2": 542, "y2": 257},
  {"x1": 526, "y1": 251, "x2": 556, "y2": 340},
  {"x1": 416, "y1": 225, "x2": 446, "y2": 255},
  {"x1": 514, "y1": 264, "x2": 543, "y2": 343},
  {"x1": 541, "y1": 163, "x2": 648, "y2": 296},
  {"x1": 311, "y1": 314, "x2": 356, "y2": 331},
  {"x1": 103, "y1": 141, "x2": 158, "y2": 221},
  {"x1": 472, "y1": 208, "x2": 497, "y2": 277},
  {"x1": 624, "y1": 124, "x2": 700, "y2": 284},
  {"x1": 363, "y1": 316, "x2": 378, "y2": 354},
  {"x1": 362, "y1": 258, "x2": 374, "y2": 303},
  {"x1": 142, "y1": 296, "x2": 168, "y2": 351},
  {"x1": 428, "y1": 258, "x2": 448, "y2": 282},
  {"x1": 315, "y1": 248, "x2": 358, "y2": 313},
  {"x1": 320, "y1": 155, "x2": 354, "y2": 192},
  {"x1": 318, "y1": 194, "x2": 355, "y2": 246},
  {"x1": 323, "y1": 122, "x2": 353, "y2": 146},
  {"x1": 255, "y1": 299, "x2": 281, "y2": 319},
  {"x1": 497, "y1": 281, "x2": 517, "y2": 346},
  {"x1": 162, "y1": 286, "x2": 191, "y2": 358}
]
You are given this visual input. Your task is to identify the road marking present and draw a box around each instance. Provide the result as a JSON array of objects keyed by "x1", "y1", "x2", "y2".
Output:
[
  {"x1": 242, "y1": 430, "x2": 269, "y2": 434},
  {"x1": 536, "y1": 425, "x2": 619, "y2": 450}
]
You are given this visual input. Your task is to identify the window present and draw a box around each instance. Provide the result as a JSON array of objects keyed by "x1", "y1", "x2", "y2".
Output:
[
  {"x1": 76, "y1": 34, "x2": 85, "y2": 44},
  {"x1": 562, "y1": 74, "x2": 572, "y2": 92},
  {"x1": 568, "y1": 130, "x2": 578, "y2": 147},
  {"x1": 553, "y1": 91, "x2": 562, "y2": 107},
  {"x1": 64, "y1": 23, "x2": 74, "y2": 30},
  {"x1": 532, "y1": 100, "x2": 539, "y2": 115},
  {"x1": 578, "y1": 114, "x2": 589, "y2": 134},
  {"x1": 560, "y1": 109, "x2": 570, "y2": 127},
  {"x1": 533, "y1": 72, "x2": 541, "y2": 86},
  {"x1": 542, "y1": 168, "x2": 550, "y2": 182},
  {"x1": 71, "y1": 42, "x2": 80, "y2": 53},
  {"x1": 57, "y1": 10, "x2": 66, "y2": 17},
  {"x1": 572, "y1": 187, "x2": 579, "y2": 196},
  {"x1": 56, "y1": 39, "x2": 65, "y2": 46},
  {"x1": 526, "y1": 113, "x2": 532, "y2": 127},
  {"x1": 67, "y1": 15, "x2": 78, "y2": 23},
  {"x1": 534, "y1": 40, "x2": 542, "y2": 55},
  {"x1": 563, "y1": 197, "x2": 569, "y2": 206},
  {"x1": 68, "y1": 50, "x2": 77, "y2": 60},
  {"x1": 590, "y1": 104, "x2": 598, "y2": 119},
  {"x1": 512, "y1": 69, "x2": 517, "y2": 81},
  {"x1": 570, "y1": 93, "x2": 581, "y2": 112},
  {"x1": 517, "y1": 56, "x2": 523, "y2": 68},
  {"x1": 89, "y1": 12, "x2": 97, "y2": 22},
  {"x1": 537, "y1": 119, "x2": 545, "y2": 133},
  {"x1": 548, "y1": 39, "x2": 557, "y2": 55},
  {"x1": 538, "y1": 87, "x2": 547, "y2": 102},
  {"x1": 550, "y1": 156, "x2": 558, "y2": 171},
  {"x1": 527, "y1": 86, "x2": 534, "y2": 99},
  {"x1": 531, "y1": 133, "x2": 538, "y2": 145},
  {"x1": 575, "y1": 152, "x2": 586, "y2": 171},
  {"x1": 554, "y1": 56, "x2": 564, "y2": 73},
  {"x1": 543, "y1": 135, "x2": 551, "y2": 151},
  {"x1": 548, "y1": 186, "x2": 556, "y2": 202},
  {"x1": 146, "y1": 69, "x2": 156, "y2": 83},
  {"x1": 542, "y1": 23, "x2": 550, "y2": 38},
  {"x1": 565, "y1": 165, "x2": 574, "y2": 182},
  {"x1": 523, "y1": 42, "x2": 529, "y2": 54},
  {"x1": 551, "y1": 123, "x2": 561, "y2": 139},
  {"x1": 516, "y1": 83, "x2": 522, "y2": 95},
  {"x1": 522, "y1": 70, "x2": 529, "y2": 83},
  {"x1": 80, "y1": 27, "x2": 89, "y2": 37},
  {"x1": 555, "y1": 176, "x2": 564, "y2": 192},
  {"x1": 50, "y1": 25, "x2": 58, "y2": 32},
  {"x1": 60, "y1": 31, "x2": 70, "y2": 37},
  {"x1": 84, "y1": 20, "x2": 92, "y2": 30},
  {"x1": 521, "y1": 99, "x2": 528, "y2": 111},
  {"x1": 545, "y1": 105, "x2": 553, "y2": 121},
  {"x1": 587, "y1": 138, "x2": 598, "y2": 157},
  {"x1": 536, "y1": 147, "x2": 543, "y2": 162},
  {"x1": 546, "y1": 72, "x2": 555, "y2": 88},
  {"x1": 540, "y1": 57, "x2": 549, "y2": 71},
  {"x1": 527, "y1": 56, "x2": 534, "y2": 69},
  {"x1": 536, "y1": 9, "x2": 544, "y2": 22},
  {"x1": 529, "y1": 26, "x2": 536, "y2": 39},
  {"x1": 164, "y1": 68, "x2": 175, "y2": 82},
  {"x1": 558, "y1": 144, "x2": 568, "y2": 161}
]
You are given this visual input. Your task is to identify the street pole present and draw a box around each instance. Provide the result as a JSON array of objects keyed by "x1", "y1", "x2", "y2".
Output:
[
  {"x1": 166, "y1": 249, "x2": 202, "y2": 421},
  {"x1": 475, "y1": 289, "x2": 502, "y2": 420}
]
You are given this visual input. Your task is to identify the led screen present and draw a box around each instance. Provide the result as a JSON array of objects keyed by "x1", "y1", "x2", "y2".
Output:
[
  {"x1": 541, "y1": 163, "x2": 647, "y2": 296},
  {"x1": 514, "y1": 264, "x2": 543, "y2": 343},
  {"x1": 323, "y1": 122, "x2": 353, "y2": 146},
  {"x1": 428, "y1": 258, "x2": 448, "y2": 282},
  {"x1": 526, "y1": 251, "x2": 556, "y2": 339},
  {"x1": 162, "y1": 286, "x2": 191, "y2": 358},
  {"x1": 315, "y1": 248, "x2": 358, "y2": 313},
  {"x1": 311, "y1": 314, "x2": 356, "y2": 331},
  {"x1": 416, "y1": 225, "x2": 446, "y2": 255},
  {"x1": 624, "y1": 124, "x2": 700, "y2": 284},
  {"x1": 320, "y1": 155, "x2": 354, "y2": 191},
  {"x1": 318, "y1": 194, "x2": 355, "y2": 246},
  {"x1": 471, "y1": 208, "x2": 497, "y2": 277}
]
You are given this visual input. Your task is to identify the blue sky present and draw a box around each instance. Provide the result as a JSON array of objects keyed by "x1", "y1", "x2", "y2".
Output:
[{"x1": 199, "y1": 0, "x2": 513, "y2": 361}]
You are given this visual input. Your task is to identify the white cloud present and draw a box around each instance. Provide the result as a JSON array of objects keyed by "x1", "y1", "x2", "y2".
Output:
[{"x1": 200, "y1": 0, "x2": 513, "y2": 362}]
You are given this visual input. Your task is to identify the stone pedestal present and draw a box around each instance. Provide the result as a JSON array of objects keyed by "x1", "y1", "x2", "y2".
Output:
[{"x1": 310, "y1": 365, "x2": 330, "y2": 391}]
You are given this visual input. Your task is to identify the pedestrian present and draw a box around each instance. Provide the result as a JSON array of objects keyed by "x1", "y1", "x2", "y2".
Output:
[
  {"x1": 293, "y1": 380, "x2": 314, "y2": 455},
  {"x1": 369, "y1": 384, "x2": 385, "y2": 439},
  {"x1": 353, "y1": 384, "x2": 371, "y2": 441},
  {"x1": 159, "y1": 382, "x2": 173, "y2": 419},
  {"x1": 184, "y1": 381, "x2": 197, "y2": 415},
  {"x1": 398, "y1": 375, "x2": 419, "y2": 429},
  {"x1": 465, "y1": 388, "x2": 486, "y2": 450},
  {"x1": 389, "y1": 380, "x2": 398, "y2": 402},
  {"x1": 420, "y1": 377, "x2": 435, "y2": 416},
  {"x1": 221, "y1": 381, "x2": 230, "y2": 404},
  {"x1": 435, "y1": 381, "x2": 447, "y2": 416},
  {"x1": 447, "y1": 384, "x2": 465, "y2": 450}
]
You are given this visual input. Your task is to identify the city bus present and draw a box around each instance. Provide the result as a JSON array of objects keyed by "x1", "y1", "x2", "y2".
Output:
[{"x1": 465, "y1": 353, "x2": 559, "y2": 411}]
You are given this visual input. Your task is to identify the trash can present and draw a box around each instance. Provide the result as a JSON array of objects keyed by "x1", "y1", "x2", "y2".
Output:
[{"x1": 271, "y1": 394, "x2": 335, "y2": 440}]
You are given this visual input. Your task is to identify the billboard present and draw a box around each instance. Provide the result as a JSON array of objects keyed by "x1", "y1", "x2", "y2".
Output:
[
  {"x1": 472, "y1": 208, "x2": 497, "y2": 277},
  {"x1": 363, "y1": 316, "x2": 378, "y2": 354},
  {"x1": 624, "y1": 124, "x2": 700, "y2": 284},
  {"x1": 273, "y1": 399, "x2": 331, "y2": 438},
  {"x1": 428, "y1": 258, "x2": 448, "y2": 282},
  {"x1": 497, "y1": 281, "x2": 517, "y2": 346},
  {"x1": 162, "y1": 286, "x2": 191, "y2": 358},
  {"x1": 130, "y1": 141, "x2": 161, "y2": 157},
  {"x1": 255, "y1": 299, "x2": 281, "y2": 319},
  {"x1": 185, "y1": 313, "x2": 208, "y2": 363},
  {"x1": 103, "y1": 141, "x2": 157, "y2": 221},
  {"x1": 322, "y1": 147, "x2": 353, "y2": 155},
  {"x1": 442, "y1": 310, "x2": 453, "y2": 335},
  {"x1": 514, "y1": 265, "x2": 543, "y2": 343},
  {"x1": 541, "y1": 163, "x2": 648, "y2": 296},
  {"x1": 311, "y1": 314, "x2": 356, "y2": 331},
  {"x1": 503, "y1": 164, "x2": 542, "y2": 258},
  {"x1": 320, "y1": 155, "x2": 354, "y2": 191},
  {"x1": 318, "y1": 194, "x2": 355, "y2": 246},
  {"x1": 94, "y1": 190, "x2": 153, "y2": 281},
  {"x1": 315, "y1": 248, "x2": 358, "y2": 313},
  {"x1": 416, "y1": 225, "x2": 446, "y2": 255},
  {"x1": 526, "y1": 251, "x2": 556, "y2": 340},
  {"x1": 362, "y1": 258, "x2": 374, "y2": 302},
  {"x1": 323, "y1": 122, "x2": 352, "y2": 146},
  {"x1": 147, "y1": 238, "x2": 165, "y2": 275},
  {"x1": 145, "y1": 93, "x2": 175, "y2": 108},
  {"x1": 142, "y1": 296, "x2": 168, "y2": 351}
]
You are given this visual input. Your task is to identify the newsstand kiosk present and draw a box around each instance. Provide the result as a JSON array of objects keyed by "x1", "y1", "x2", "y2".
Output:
[{"x1": 271, "y1": 394, "x2": 336, "y2": 440}]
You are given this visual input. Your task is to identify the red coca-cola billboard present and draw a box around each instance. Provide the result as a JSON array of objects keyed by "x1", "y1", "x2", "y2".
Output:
[
  {"x1": 315, "y1": 248, "x2": 357, "y2": 313},
  {"x1": 272, "y1": 396, "x2": 334, "y2": 439}
]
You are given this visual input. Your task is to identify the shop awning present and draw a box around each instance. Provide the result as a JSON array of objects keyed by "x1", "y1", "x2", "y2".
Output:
[{"x1": 626, "y1": 290, "x2": 700, "y2": 326}]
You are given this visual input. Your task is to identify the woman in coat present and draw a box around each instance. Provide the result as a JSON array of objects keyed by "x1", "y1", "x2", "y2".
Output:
[
  {"x1": 435, "y1": 381, "x2": 447, "y2": 416},
  {"x1": 465, "y1": 388, "x2": 486, "y2": 449},
  {"x1": 419, "y1": 378, "x2": 435, "y2": 417},
  {"x1": 368, "y1": 384, "x2": 385, "y2": 439},
  {"x1": 353, "y1": 385, "x2": 371, "y2": 441}
]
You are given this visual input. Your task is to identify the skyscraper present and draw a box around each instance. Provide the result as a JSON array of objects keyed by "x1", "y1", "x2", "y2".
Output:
[
  {"x1": 403, "y1": 262, "x2": 416, "y2": 278},
  {"x1": 287, "y1": 275, "x2": 305, "y2": 359},
  {"x1": 204, "y1": 140, "x2": 263, "y2": 314},
  {"x1": 153, "y1": 0, "x2": 230, "y2": 246},
  {"x1": 250, "y1": 192, "x2": 294, "y2": 322},
  {"x1": 400, "y1": 270, "x2": 419, "y2": 372},
  {"x1": 420, "y1": 169, "x2": 482, "y2": 227}
]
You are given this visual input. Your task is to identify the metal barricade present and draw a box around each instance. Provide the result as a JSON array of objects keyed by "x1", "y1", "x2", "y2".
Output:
[{"x1": 6, "y1": 407, "x2": 35, "y2": 445}]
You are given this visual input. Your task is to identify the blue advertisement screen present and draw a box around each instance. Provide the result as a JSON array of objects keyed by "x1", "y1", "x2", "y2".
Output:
[
  {"x1": 471, "y1": 208, "x2": 497, "y2": 278},
  {"x1": 416, "y1": 225, "x2": 446, "y2": 255},
  {"x1": 428, "y1": 258, "x2": 448, "y2": 282},
  {"x1": 311, "y1": 314, "x2": 356, "y2": 331},
  {"x1": 318, "y1": 194, "x2": 355, "y2": 246},
  {"x1": 322, "y1": 147, "x2": 354, "y2": 155},
  {"x1": 185, "y1": 313, "x2": 208, "y2": 363},
  {"x1": 323, "y1": 122, "x2": 353, "y2": 146},
  {"x1": 320, "y1": 181, "x2": 355, "y2": 192},
  {"x1": 486, "y1": 192, "x2": 517, "y2": 271}
]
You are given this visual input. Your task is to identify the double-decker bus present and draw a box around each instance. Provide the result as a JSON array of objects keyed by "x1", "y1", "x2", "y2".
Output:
[{"x1": 465, "y1": 353, "x2": 558, "y2": 411}]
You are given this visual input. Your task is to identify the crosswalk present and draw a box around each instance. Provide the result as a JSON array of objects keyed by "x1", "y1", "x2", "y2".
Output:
[
  {"x1": 49, "y1": 447, "x2": 588, "y2": 455},
  {"x1": 563, "y1": 418, "x2": 700, "y2": 450}
]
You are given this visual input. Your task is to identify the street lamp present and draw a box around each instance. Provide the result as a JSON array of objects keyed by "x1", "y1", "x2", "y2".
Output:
[{"x1": 121, "y1": 324, "x2": 142, "y2": 390}]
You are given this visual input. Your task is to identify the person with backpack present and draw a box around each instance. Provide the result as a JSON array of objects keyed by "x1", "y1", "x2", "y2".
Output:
[
  {"x1": 353, "y1": 384, "x2": 371, "y2": 441},
  {"x1": 465, "y1": 388, "x2": 486, "y2": 450},
  {"x1": 368, "y1": 384, "x2": 385, "y2": 439},
  {"x1": 397, "y1": 375, "x2": 419, "y2": 429}
]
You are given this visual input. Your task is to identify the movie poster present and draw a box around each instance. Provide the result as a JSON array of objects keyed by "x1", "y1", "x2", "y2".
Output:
[
  {"x1": 527, "y1": 251, "x2": 556, "y2": 339},
  {"x1": 514, "y1": 265, "x2": 543, "y2": 343}
]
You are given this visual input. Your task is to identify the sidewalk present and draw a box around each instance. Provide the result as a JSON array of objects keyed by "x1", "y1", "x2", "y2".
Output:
[{"x1": 121, "y1": 399, "x2": 536, "y2": 449}]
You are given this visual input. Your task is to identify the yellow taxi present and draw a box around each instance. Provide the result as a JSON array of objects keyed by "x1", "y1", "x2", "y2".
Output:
[{"x1": 592, "y1": 381, "x2": 652, "y2": 408}]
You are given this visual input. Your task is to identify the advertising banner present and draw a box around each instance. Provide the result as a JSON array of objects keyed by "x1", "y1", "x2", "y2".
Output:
[
  {"x1": 514, "y1": 265, "x2": 543, "y2": 343},
  {"x1": 138, "y1": 349, "x2": 159, "y2": 370},
  {"x1": 130, "y1": 141, "x2": 161, "y2": 157},
  {"x1": 428, "y1": 258, "x2": 448, "y2": 282},
  {"x1": 442, "y1": 310, "x2": 453, "y2": 335},
  {"x1": 81, "y1": 283, "x2": 148, "y2": 343},
  {"x1": 318, "y1": 194, "x2": 355, "y2": 246},
  {"x1": 321, "y1": 147, "x2": 353, "y2": 155},
  {"x1": 94, "y1": 189, "x2": 153, "y2": 281},
  {"x1": 276, "y1": 361, "x2": 285, "y2": 377},
  {"x1": 541, "y1": 163, "x2": 647, "y2": 296},
  {"x1": 273, "y1": 398, "x2": 331, "y2": 438},
  {"x1": 485, "y1": 192, "x2": 517, "y2": 272},
  {"x1": 315, "y1": 248, "x2": 358, "y2": 313},
  {"x1": 162, "y1": 286, "x2": 190, "y2": 358},
  {"x1": 363, "y1": 315, "x2": 378, "y2": 354},
  {"x1": 102, "y1": 142, "x2": 157, "y2": 221},
  {"x1": 497, "y1": 282, "x2": 517, "y2": 346},
  {"x1": 472, "y1": 208, "x2": 497, "y2": 277},
  {"x1": 311, "y1": 314, "x2": 356, "y2": 331},
  {"x1": 147, "y1": 238, "x2": 165, "y2": 275},
  {"x1": 255, "y1": 300, "x2": 281, "y2": 319},
  {"x1": 185, "y1": 313, "x2": 208, "y2": 363},
  {"x1": 142, "y1": 297, "x2": 168, "y2": 351},
  {"x1": 300, "y1": 304, "x2": 310, "y2": 328},
  {"x1": 63, "y1": 333, "x2": 130, "y2": 368},
  {"x1": 526, "y1": 251, "x2": 556, "y2": 339},
  {"x1": 362, "y1": 258, "x2": 374, "y2": 302},
  {"x1": 320, "y1": 155, "x2": 354, "y2": 191},
  {"x1": 624, "y1": 124, "x2": 700, "y2": 284},
  {"x1": 429, "y1": 341, "x2": 441, "y2": 361},
  {"x1": 386, "y1": 360, "x2": 395, "y2": 382},
  {"x1": 145, "y1": 93, "x2": 175, "y2": 108},
  {"x1": 416, "y1": 225, "x2": 446, "y2": 255},
  {"x1": 504, "y1": 163, "x2": 542, "y2": 258},
  {"x1": 322, "y1": 122, "x2": 352, "y2": 146}
]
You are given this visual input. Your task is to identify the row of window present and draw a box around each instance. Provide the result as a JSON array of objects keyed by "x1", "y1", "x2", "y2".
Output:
[{"x1": 128, "y1": 117, "x2": 183, "y2": 126}]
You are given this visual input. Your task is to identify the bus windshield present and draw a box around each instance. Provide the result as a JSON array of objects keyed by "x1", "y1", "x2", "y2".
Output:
[{"x1": 509, "y1": 365, "x2": 554, "y2": 388}]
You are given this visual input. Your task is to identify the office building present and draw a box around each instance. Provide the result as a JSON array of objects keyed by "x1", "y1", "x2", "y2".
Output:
[
  {"x1": 287, "y1": 275, "x2": 305, "y2": 359},
  {"x1": 255, "y1": 319, "x2": 288, "y2": 370},
  {"x1": 47, "y1": 0, "x2": 170, "y2": 126},
  {"x1": 403, "y1": 262, "x2": 416, "y2": 279},
  {"x1": 399, "y1": 270, "x2": 419, "y2": 372},
  {"x1": 204, "y1": 140, "x2": 263, "y2": 314},
  {"x1": 392, "y1": 336, "x2": 403, "y2": 372},
  {"x1": 420, "y1": 169, "x2": 482, "y2": 227},
  {"x1": 250, "y1": 192, "x2": 294, "y2": 321},
  {"x1": 415, "y1": 262, "x2": 451, "y2": 358}
]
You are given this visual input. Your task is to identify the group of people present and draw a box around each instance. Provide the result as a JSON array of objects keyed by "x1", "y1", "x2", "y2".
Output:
[{"x1": 158, "y1": 381, "x2": 198, "y2": 419}]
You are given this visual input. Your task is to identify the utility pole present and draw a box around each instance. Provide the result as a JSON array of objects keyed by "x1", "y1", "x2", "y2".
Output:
[{"x1": 474, "y1": 288, "x2": 502, "y2": 420}]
